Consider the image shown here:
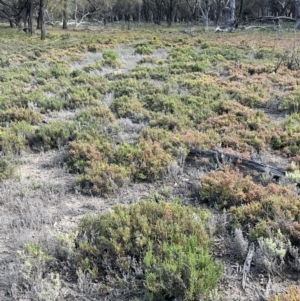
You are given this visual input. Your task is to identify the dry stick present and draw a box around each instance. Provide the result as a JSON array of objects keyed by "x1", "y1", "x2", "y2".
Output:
[{"x1": 242, "y1": 242, "x2": 255, "y2": 290}]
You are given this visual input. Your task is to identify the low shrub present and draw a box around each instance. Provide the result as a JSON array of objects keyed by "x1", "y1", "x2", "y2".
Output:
[
  {"x1": 102, "y1": 50, "x2": 121, "y2": 67},
  {"x1": 0, "y1": 128, "x2": 27, "y2": 155},
  {"x1": 29, "y1": 121, "x2": 76, "y2": 151},
  {"x1": 134, "y1": 44, "x2": 154, "y2": 55},
  {"x1": 0, "y1": 153, "x2": 14, "y2": 180},
  {"x1": 18, "y1": 242, "x2": 61, "y2": 301},
  {"x1": 35, "y1": 98, "x2": 63, "y2": 113},
  {"x1": 0, "y1": 108, "x2": 42, "y2": 125},
  {"x1": 49, "y1": 63, "x2": 70, "y2": 78},
  {"x1": 133, "y1": 140, "x2": 173, "y2": 181},
  {"x1": 75, "y1": 106, "x2": 115, "y2": 125},
  {"x1": 268, "y1": 286, "x2": 300, "y2": 301},
  {"x1": 200, "y1": 168, "x2": 300, "y2": 244},
  {"x1": 83, "y1": 60, "x2": 103, "y2": 72},
  {"x1": 77, "y1": 161, "x2": 129, "y2": 196},
  {"x1": 110, "y1": 95, "x2": 148, "y2": 121},
  {"x1": 110, "y1": 78, "x2": 141, "y2": 98},
  {"x1": 67, "y1": 138, "x2": 112, "y2": 174},
  {"x1": 75, "y1": 200, "x2": 222, "y2": 300},
  {"x1": 64, "y1": 86, "x2": 100, "y2": 109}
]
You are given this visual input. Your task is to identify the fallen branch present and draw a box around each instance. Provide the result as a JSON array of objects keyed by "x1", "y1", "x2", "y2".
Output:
[
  {"x1": 214, "y1": 25, "x2": 229, "y2": 33},
  {"x1": 244, "y1": 26, "x2": 266, "y2": 30},
  {"x1": 188, "y1": 149, "x2": 286, "y2": 180}
]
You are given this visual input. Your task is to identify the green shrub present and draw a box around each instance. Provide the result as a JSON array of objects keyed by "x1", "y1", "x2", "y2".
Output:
[
  {"x1": 0, "y1": 127, "x2": 27, "y2": 155},
  {"x1": 83, "y1": 60, "x2": 103, "y2": 72},
  {"x1": 67, "y1": 138, "x2": 112, "y2": 174},
  {"x1": 103, "y1": 49, "x2": 118, "y2": 61},
  {"x1": 110, "y1": 78, "x2": 141, "y2": 98},
  {"x1": 113, "y1": 142, "x2": 137, "y2": 167},
  {"x1": 29, "y1": 121, "x2": 76, "y2": 151},
  {"x1": 77, "y1": 161, "x2": 130, "y2": 196},
  {"x1": 18, "y1": 242, "x2": 61, "y2": 301},
  {"x1": 64, "y1": 86, "x2": 100, "y2": 109},
  {"x1": 133, "y1": 140, "x2": 173, "y2": 181},
  {"x1": 279, "y1": 89, "x2": 300, "y2": 113},
  {"x1": 102, "y1": 50, "x2": 121, "y2": 67},
  {"x1": 200, "y1": 168, "x2": 300, "y2": 244},
  {"x1": 49, "y1": 63, "x2": 70, "y2": 78},
  {"x1": 0, "y1": 153, "x2": 14, "y2": 180},
  {"x1": 110, "y1": 95, "x2": 148, "y2": 121},
  {"x1": 131, "y1": 65, "x2": 151, "y2": 79},
  {"x1": 134, "y1": 44, "x2": 154, "y2": 55},
  {"x1": 75, "y1": 106, "x2": 115, "y2": 125},
  {"x1": 0, "y1": 108, "x2": 42, "y2": 125},
  {"x1": 75, "y1": 200, "x2": 222, "y2": 300}
]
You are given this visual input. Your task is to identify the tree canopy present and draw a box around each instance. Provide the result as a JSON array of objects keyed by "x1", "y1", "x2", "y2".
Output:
[{"x1": 1, "y1": 0, "x2": 300, "y2": 36}]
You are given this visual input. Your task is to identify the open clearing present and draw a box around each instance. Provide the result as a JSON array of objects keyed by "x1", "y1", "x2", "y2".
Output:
[{"x1": 1, "y1": 24, "x2": 300, "y2": 300}]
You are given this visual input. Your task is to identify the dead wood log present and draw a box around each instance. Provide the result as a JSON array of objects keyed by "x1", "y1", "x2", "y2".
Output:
[
  {"x1": 188, "y1": 149, "x2": 286, "y2": 180},
  {"x1": 242, "y1": 242, "x2": 255, "y2": 289}
]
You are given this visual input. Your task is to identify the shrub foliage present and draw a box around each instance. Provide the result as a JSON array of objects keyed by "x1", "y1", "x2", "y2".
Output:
[{"x1": 75, "y1": 200, "x2": 222, "y2": 300}]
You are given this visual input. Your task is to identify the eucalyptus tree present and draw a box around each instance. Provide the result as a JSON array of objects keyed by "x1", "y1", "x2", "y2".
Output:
[
  {"x1": 62, "y1": 0, "x2": 68, "y2": 29},
  {"x1": 0, "y1": 0, "x2": 27, "y2": 27},
  {"x1": 86, "y1": 0, "x2": 117, "y2": 23},
  {"x1": 40, "y1": 0, "x2": 45, "y2": 39},
  {"x1": 185, "y1": 0, "x2": 213, "y2": 28}
]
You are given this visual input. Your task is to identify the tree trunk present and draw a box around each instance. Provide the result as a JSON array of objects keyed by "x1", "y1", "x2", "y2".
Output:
[
  {"x1": 239, "y1": 0, "x2": 244, "y2": 18},
  {"x1": 40, "y1": 0, "x2": 45, "y2": 40},
  {"x1": 62, "y1": 0, "x2": 68, "y2": 29},
  {"x1": 28, "y1": 0, "x2": 34, "y2": 35},
  {"x1": 37, "y1": 11, "x2": 41, "y2": 29},
  {"x1": 229, "y1": 0, "x2": 235, "y2": 26},
  {"x1": 295, "y1": 1, "x2": 300, "y2": 30},
  {"x1": 74, "y1": 0, "x2": 78, "y2": 28},
  {"x1": 215, "y1": 0, "x2": 221, "y2": 25},
  {"x1": 138, "y1": 2, "x2": 142, "y2": 26}
]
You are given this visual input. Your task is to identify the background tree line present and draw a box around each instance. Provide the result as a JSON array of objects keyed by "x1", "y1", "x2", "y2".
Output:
[{"x1": 1, "y1": 0, "x2": 300, "y2": 39}]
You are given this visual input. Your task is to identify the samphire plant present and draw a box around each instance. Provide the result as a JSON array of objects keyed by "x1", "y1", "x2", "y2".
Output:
[{"x1": 75, "y1": 200, "x2": 222, "y2": 300}]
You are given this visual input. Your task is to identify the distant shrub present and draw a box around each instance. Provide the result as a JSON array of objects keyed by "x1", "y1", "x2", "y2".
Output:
[
  {"x1": 49, "y1": 63, "x2": 70, "y2": 78},
  {"x1": 36, "y1": 98, "x2": 63, "y2": 113},
  {"x1": 0, "y1": 108, "x2": 42, "y2": 125},
  {"x1": 64, "y1": 86, "x2": 99, "y2": 109},
  {"x1": 131, "y1": 65, "x2": 151, "y2": 79},
  {"x1": 75, "y1": 200, "x2": 222, "y2": 300},
  {"x1": 110, "y1": 95, "x2": 148, "y2": 121},
  {"x1": 268, "y1": 286, "x2": 300, "y2": 301},
  {"x1": 0, "y1": 128, "x2": 27, "y2": 155},
  {"x1": 0, "y1": 153, "x2": 14, "y2": 180},
  {"x1": 133, "y1": 140, "x2": 173, "y2": 181},
  {"x1": 134, "y1": 44, "x2": 154, "y2": 55},
  {"x1": 77, "y1": 161, "x2": 129, "y2": 196},
  {"x1": 67, "y1": 138, "x2": 112, "y2": 174},
  {"x1": 110, "y1": 78, "x2": 141, "y2": 98},
  {"x1": 29, "y1": 121, "x2": 76, "y2": 151},
  {"x1": 83, "y1": 60, "x2": 103, "y2": 72},
  {"x1": 75, "y1": 106, "x2": 115, "y2": 125},
  {"x1": 103, "y1": 49, "x2": 118, "y2": 61},
  {"x1": 102, "y1": 50, "x2": 121, "y2": 67}
]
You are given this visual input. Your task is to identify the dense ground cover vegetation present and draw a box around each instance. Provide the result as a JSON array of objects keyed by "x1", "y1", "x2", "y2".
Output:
[{"x1": 2, "y1": 24, "x2": 300, "y2": 300}]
